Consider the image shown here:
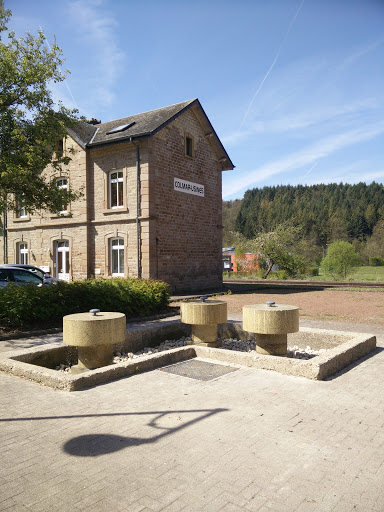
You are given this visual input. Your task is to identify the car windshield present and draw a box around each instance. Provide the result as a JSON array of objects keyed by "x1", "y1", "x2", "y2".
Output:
[{"x1": 28, "y1": 268, "x2": 45, "y2": 279}]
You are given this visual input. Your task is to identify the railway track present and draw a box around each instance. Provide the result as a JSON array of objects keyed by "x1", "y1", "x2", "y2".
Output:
[{"x1": 223, "y1": 278, "x2": 384, "y2": 289}]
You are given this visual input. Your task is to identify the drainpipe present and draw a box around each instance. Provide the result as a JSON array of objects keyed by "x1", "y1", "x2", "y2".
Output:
[
  {"x1": 155, "y1": 237, "x2": 159, "y2": 280},
  {"x1": 2, "y1": 209, "x2": 7, "y2": 264},
  {"x1": 129, "y1": 138, "x2": 141, "y2": 279}
]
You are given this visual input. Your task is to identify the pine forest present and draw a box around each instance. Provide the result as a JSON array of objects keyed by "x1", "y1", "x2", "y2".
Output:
[{"x1": 223, "y1": 182, "x2": 384, "y2": 267}]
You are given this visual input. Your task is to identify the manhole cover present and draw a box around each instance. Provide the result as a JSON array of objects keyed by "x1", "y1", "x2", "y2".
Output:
[{"x1": 159, "y1": 359, "x2": 238, "y2": 381}]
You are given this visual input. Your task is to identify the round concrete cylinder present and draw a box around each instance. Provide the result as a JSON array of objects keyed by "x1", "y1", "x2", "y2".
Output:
[
  {"x1": 180, "y1": 300, "x2": 227, "y2": 347},
  {"x1": 63, "y1": 312, "x2": 126, "y2": 370},
  {"x1": 243, "y1": 304, "x2": 299, "y2": 355},
  {"x1": 191, "y1": 324, "x2": 218, "y2": 345},
  {"x1": 255, "y1": 334, "x2": 288, "y2": 356}
]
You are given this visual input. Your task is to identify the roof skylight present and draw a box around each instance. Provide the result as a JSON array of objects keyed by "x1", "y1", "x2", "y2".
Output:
[{"x1": 106, "y1": 121, "x2": 135, "y2": 135}]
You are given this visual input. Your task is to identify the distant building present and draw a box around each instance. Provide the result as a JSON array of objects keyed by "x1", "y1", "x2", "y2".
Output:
[
  {"x1": 222, "y1": 248, "x2": 260, "y2": 273},
  {"x1": 1, "y1": 99, "x2": 234, "y2": 292}
]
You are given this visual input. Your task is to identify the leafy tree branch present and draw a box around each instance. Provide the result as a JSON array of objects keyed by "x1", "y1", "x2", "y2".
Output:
[{"x1": 0, "y1": 6, "x2": 83, "y2": 215}]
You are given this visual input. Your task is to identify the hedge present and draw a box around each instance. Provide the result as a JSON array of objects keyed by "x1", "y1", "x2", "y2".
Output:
[{"x1": 0, "y1": 277, "x2": 170, "y2": 329}]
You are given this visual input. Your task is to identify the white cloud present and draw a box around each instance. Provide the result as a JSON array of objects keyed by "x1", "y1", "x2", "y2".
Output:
[
  {"x1": 291, "y1": 159, "x2": 384, "y2": 187},
  {"x1": 67, "y1": 0, "x2": 126, "y2": 107},
  {"x1": 222, "y1": 122, "x2": 384, "y2": 198},
  {"x1": 338, "y1": 37, "x2": 384, "y2": 72},
  {"x1": 221, "y1": 36, "x2": 384, "y2": 150},
  {"x1": 223, "y1": 98, "x2": 379, "y2": 147},
  {"x1": 309, "y1": 168, "x2": 384, "y2": 187}
]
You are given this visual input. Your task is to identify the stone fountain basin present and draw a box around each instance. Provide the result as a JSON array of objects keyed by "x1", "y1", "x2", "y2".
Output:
[{"x1": 0, "y1": 319, "x2": 376, "y2": 391}]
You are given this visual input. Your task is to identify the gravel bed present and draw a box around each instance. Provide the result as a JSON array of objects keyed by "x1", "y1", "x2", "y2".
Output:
[
  {"x1": 220, "y1": 339, "x2": 326, "y2": 359},
  {"x1": 56, "y1": 337, "x2": 327, "y2": 372}
]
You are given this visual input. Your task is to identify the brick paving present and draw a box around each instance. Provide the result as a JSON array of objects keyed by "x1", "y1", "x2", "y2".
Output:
[{"x1": 0, "y1": 318, "x2": 383, "y2": 511}]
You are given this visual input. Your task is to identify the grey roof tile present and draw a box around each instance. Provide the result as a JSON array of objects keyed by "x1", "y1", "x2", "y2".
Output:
[
  {"x1": 68, "y1": 98, "x2": 234, "y2": 170},
  {"x1": 67, "y1": 122, "x2": 97, "y2": 149},
  {"x1": 70, "y1": 99, "x2": 195, "y2": 147}
]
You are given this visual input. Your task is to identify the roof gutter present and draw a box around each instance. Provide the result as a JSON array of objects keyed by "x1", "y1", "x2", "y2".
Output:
[{"x1": 87, "y1": 132, "x2": 150, "y2": 149}]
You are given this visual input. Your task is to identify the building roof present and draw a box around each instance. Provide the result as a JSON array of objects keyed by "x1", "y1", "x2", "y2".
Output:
[{"x1": 68, "y1": 99, "x2": 234, "y2": 171}]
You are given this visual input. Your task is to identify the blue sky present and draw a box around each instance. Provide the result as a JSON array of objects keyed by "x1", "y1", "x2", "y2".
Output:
[{"x1": 7, "y1": 0, "x2": 384, "y2": 200}]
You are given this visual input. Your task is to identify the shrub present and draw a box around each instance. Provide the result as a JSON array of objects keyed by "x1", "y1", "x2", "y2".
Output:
[
  {"x1": 369, "y1": 256, "x2": 384, "y2": 266},
  {"x1": 268, "y1": 270, "x2": 289, "y2": 280},
  {"x1": 249, "y1": 269, "x2": 266, "y2": 279},
  {"x1": 0, "y1": 277, "x2": 170, "y2": 330}
]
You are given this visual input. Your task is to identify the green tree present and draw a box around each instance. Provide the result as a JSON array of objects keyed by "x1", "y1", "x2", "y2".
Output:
[
  {"x1": 222, "y1": 199, "x2": 243, "y2": 246},
  {"x1": 363, "y1": 220, "x2": 384, "y2": 261},
  {"x1": 234, "y1": 237, "x2": 247, "y2": 272},
  {"x1": 0, "y1": 6, "x2": 81, "y2": 215},
  {"x1": 251, "y1": 225, "x2": 307, "y2": 279},
  {"x1": 327, "y1": 212, "x2": 349, "y2": 243},
  {"x1": 321, "y1": 240, "x2": 360, "y2": 280},
  {"x1": 364, "y1": 203, "x2": 377, "y2": 231},
  {"x1": 235, "y1": 182, "x2": 384, "y2": 253}
]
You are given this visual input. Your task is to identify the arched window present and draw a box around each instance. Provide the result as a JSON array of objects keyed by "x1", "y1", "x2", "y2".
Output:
[
  {"x1": 56, "y1": 240, "x2": 70, "y2": 281},
  {"x1": 111, "y1": 238, "x2": 124, "y2": 276},
  {"x1": 17, "y1": 242, "x2": 28, "y2": 264}
]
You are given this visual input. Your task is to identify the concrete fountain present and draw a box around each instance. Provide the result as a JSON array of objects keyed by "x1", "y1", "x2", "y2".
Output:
[
  {"x1": 180, "y1": 296, "x2": 227, "y2": 347},
  {"x1": 0, "y1": 301, "x2": 377, "y2": 391},
  {"x1": 63, "y1": 309, "x2": 126, "y2": 373},
  {"x1": 242, "y1": 301, "x2": 299, "y2": 355}
]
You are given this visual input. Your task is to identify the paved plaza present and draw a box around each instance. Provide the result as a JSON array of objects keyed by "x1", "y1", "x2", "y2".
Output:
[{"x1": 0, "y1": 318, "x2": 383, "y2": 512}]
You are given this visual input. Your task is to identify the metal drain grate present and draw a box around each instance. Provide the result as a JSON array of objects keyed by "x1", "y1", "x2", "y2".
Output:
[{"x1": 159, "y1": 359, "x2": 238, "y2": 381}]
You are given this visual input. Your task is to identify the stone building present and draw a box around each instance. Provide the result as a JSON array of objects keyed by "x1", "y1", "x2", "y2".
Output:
[{"x1": 1, "y1": 99, "x2": 234, "y2": 292}]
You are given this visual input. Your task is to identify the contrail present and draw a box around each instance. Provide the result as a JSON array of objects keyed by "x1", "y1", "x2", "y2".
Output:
[
  {"x1": 240, "y1": 0, "x2": 305, "y2": 129},
  {"x1": 303, "y1": 160, "x2": 319, "y2": 179},
  {"x1": 39, "y1": 25, "x2": 80, "y2": 111}
]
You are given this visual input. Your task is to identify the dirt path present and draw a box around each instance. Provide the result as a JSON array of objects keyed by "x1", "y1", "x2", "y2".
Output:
[{"x1": 215, "y1": 288, "x2": 384, "y2": 325}]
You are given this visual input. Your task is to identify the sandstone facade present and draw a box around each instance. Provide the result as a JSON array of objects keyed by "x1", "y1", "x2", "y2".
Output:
[{"x1": 1, "y1": 99, "x2": 234, "y2": 292}]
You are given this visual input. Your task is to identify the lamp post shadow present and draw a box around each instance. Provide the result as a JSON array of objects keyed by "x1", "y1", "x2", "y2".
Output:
[{"x1": 63, "y1": 408, "x2": 228, "y2": 457}]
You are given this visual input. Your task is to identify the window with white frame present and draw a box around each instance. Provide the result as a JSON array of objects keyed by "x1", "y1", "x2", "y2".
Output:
[
  {"x1": 16, "y1": 197, "x2": 27, "y2": 218},
  {"x1": 56, "y1": 177, "x2": 68, "y2": 213},
  {"x1": 109, "y1": 170, "x2": 124, "y2": 208},
  {"x1": 18, "y1": 242, "x2": 28, "y2": 264},
  {"x1": 111, "y1": 238, "x2": 124, "y2": 276},
  {"x1": 56, "y1": 240, "x2": 70, "y2": 281}
]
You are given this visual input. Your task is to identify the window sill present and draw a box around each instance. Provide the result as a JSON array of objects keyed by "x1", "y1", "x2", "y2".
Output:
[
  {"x1": 102, "y1": 207, "x2": 128, "y2": 214},
  {"x1": 49, "y1": 212, "x2": 71, "y2": 219},
  {"x1": 13, "y1": 217, "x2": 30, "y2": 223}
]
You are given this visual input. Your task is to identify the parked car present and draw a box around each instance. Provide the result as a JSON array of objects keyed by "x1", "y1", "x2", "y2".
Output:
[
  {"x1": 0, "y1": 264, "x2": 57, "y2": 284},
  {"x1": 0, "y1": 266, "x2": 46, "y2": 287}
]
